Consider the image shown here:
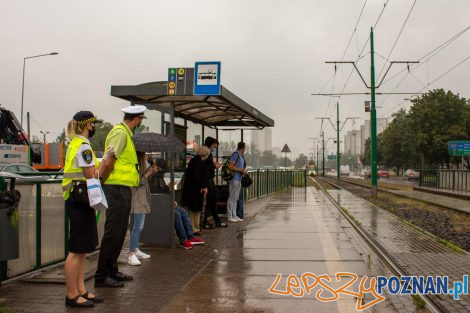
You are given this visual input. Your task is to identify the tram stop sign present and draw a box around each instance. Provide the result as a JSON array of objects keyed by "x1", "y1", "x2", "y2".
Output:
[{"x1": 194, "y1": 61, "x2": 221, "y2": 95}]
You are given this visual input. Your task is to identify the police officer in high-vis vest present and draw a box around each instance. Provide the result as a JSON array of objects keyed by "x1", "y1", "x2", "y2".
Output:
[
  {"x1": 63, "y1": 111, "x2": 106, "y2": 308},
  {"x1": 94, "y1": 105, "x2": 146, "y2": 288}
]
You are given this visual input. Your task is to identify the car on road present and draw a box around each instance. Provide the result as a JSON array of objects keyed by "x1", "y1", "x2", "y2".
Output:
[
  {"x1": 378, "y1": 170, "x2": 390, "y2": 179},
  {"x1": 404, "y1": 169, "x2": 420, "y2": 181},
  {"x1": 0, "y1": 163, "x2": 50, "y2": 181},
  {"x1": 363, "y1": 169, "x2": 390, "y2": 179},
  {"x1": 340, "y1": 165, "x2": 350, "y2": 176}
]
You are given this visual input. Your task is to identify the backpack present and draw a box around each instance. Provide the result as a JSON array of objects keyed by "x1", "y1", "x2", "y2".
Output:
[{"x1": 221, "y1": 152, "x2": 240, "y2": 181}]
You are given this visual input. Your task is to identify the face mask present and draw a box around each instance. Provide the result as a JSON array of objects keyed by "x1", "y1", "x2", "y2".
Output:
[
  {"x1": 211, "y1": 148, "x2": 217, "y2": 154},
  {"x1": 88, "y1": 127, "x2": 96, "y2": 138}
]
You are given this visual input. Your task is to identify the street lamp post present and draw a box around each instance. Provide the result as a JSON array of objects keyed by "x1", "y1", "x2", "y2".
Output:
[
  {"x1": 21, "y1": 52, "x2": 59, "y2": 127},
  {"x1": 40, "y1": 131, "x2": 50, "y2": 144}
]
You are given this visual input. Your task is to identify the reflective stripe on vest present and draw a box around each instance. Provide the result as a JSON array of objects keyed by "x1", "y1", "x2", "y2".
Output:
[
  {"x1": 62, "y1": 136, "x2": 98, "y2": 199},
  {"x1": 104, "y1": 123, "x2": 139, "y2": 187}
]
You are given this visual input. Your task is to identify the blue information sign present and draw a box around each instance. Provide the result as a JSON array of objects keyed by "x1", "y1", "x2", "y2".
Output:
[
  {"x1": 194, "y1": 61, "x2": 221, "y2": 95},
  {"x1": 448, "y1": 141, "x2": 470, "y2": 156}
]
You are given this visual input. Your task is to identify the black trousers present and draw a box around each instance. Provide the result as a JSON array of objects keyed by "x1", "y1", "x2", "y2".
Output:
[
  {"x1": 203, "y1": 180, "x2": 221, "y2": 225},
  {"x1": 95, "y1": 185, "x2": 132, "y2": 282}
]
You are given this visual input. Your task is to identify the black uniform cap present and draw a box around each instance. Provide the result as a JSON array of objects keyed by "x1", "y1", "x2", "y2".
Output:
[{"x1": 73, "y1": 111, "x2": 103, "y2": 124}]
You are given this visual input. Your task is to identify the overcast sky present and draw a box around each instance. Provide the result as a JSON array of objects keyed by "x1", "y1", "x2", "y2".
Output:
[{"x1": 1, "y1": 0, "x2": 469, "y2": 156}]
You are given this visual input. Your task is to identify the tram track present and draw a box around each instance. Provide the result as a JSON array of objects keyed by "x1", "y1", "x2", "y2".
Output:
[
  {"x1": 311, "y1": 176, "x2": 448, "y2": 313},
  {"x1": 326, "y1": 176, "x2": 469, "y2": 214}
]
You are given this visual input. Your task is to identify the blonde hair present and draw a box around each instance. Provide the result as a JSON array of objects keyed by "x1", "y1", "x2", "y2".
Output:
[
  {"x1": 66, "y1": 120, "x2": 88, "y2": 140},
  {"x1": 197, "y1": 146, "x2": 210, "y2": 157}
]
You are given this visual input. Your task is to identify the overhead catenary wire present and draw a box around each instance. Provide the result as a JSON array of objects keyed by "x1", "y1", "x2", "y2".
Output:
[
  {"x1": 327, "y1": 0, "x2": 391, "y2": 119},
  {"x1": 380, "y1": 54, "x2": 470, "y2": 117},
  {"x1": 380, "y1": 26, "x2": 470, "y2": 86},
  {"x1": 321, "y1": 0, "x2": 369, "y2": 131},
  {"x1": 377, "y1": 26, "x2": 470, "y2": 109},
  {"x1": 376, "y1": 0, "x2": 418, "y2": 80}
]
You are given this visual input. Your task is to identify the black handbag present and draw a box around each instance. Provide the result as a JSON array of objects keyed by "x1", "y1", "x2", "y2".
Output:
[
  {"x1": 71, "y1": 181, "x2": 89, "y2": 204},
  {"x1": 241, "y1": 174, "x2": 253, "y2": 188}
]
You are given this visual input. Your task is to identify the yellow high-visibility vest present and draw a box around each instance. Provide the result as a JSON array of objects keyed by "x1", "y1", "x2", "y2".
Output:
[
  {"x1": 104, "y1": 123, "x2": 139, "y2": 187},
  {"x1": 62, "y1": 136, "x2": 98, "y2": 200}
]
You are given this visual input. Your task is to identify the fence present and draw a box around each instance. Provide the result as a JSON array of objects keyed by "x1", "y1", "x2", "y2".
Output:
[
  {"x1": 243, "y1": 169, "x2": 307, "y2": 201},
  {"x1": 420, "y1": 169, "x2": 470, "y2": 192},
  {"x1": 0, "y1": 176, "x2": 106, "y2": 283},
  {"x1": 0, "y1": 169, "x2": 306, "y2": 282}
]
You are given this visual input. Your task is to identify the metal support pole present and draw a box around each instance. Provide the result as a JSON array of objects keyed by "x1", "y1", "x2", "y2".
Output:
[
  {"x1": 322, "y1": 131, "x2": 325, "y2": 177},
  {"x1": 336, "y1": 101, "x2": 340, "y2": 180},
  {"x1": 0, "y1": 177, "x2": 6, "y2": 282},
  {"x1": 316, "y1": 143, "x2": 319, "y2": 175},
  {"x1": 27, "y1": 112, "x2": 31, "y2": 139},
  {"x1": 370, "y1": 27, "x2": 378, "y2": 199},
  {"x1": 201, "y1": 124, "x2": 205, "y2": 145},
  {"x1": 169, "y1": 103, "x2": 176, "y2": 246},
  {"x1": 36, "y1": 184, "x2": 42, "y2": 268},
  {"x1": 21, "y1": 58, "x2": 26, "y2": 126}
]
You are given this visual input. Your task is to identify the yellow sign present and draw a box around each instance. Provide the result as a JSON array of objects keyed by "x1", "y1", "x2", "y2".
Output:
[
  {"x1": 178, "y1": 68, "x2": 185, "y2": 75},
  {"x1": 168, "y1": 82, "x2": 176, "y2": 89},
  {"x1": 168, "y1": 89, "x2": 175, "y2": 95}
]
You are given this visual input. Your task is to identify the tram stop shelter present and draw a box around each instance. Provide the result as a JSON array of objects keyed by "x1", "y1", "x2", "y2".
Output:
[{"x1": 110, "y1": 80, "x2": 274, "y2": 247}]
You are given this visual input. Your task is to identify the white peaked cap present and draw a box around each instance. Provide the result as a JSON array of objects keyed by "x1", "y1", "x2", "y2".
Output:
[{"x1": 120, "y1": 105, "x2": 147, "y2": 114}]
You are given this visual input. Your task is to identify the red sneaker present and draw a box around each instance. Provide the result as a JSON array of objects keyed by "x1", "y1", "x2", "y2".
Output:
[
  {"x1": 180, "y1": 240, "x2": 193, "y2": 249},
  {"x1": 190, "y1": 237, "x2": 205, "y2": 245}
]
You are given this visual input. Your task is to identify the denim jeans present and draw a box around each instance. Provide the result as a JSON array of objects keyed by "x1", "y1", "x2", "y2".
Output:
[
  {"x1": 236, "y1": 188, "x2": 244, "y2": 219},
  {"x1": 130, "y1": 213, "x2": 146, "y2": 252},
  {"x1": 227, "y1": 180, "x2": 241, "y2": 219},
  {"x1": 175, "y1": 206, "x2": 194, "y2": 244}
]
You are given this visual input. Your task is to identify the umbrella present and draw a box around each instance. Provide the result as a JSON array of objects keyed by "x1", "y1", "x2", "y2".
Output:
[{"x1": 132, "y1": 132, "x2": 185, "y2": 153}]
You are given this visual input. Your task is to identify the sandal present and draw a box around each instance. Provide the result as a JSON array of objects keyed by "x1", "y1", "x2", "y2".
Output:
[
  {"x1": 81, "y1": 291, "x2": 104, "y2": 303},
  {"x1": 65, "y1": 295, "x2": 94, "y2": 308}
]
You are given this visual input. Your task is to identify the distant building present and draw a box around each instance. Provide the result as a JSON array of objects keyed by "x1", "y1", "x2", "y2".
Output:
[
  {"x1": 272, "y1": 147, "x2": 281, "y2": 158},
  {"x1": 344, "y1": 118, "x2": 389, "y2": 159},
  {"x1": 250, "y1": 128, "x2": 272, "y2": 152}
]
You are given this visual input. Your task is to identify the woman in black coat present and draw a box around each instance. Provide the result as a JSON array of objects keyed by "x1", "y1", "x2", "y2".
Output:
[{"x1": 181, "y1": 146, "x2": 210, "y2": 234}]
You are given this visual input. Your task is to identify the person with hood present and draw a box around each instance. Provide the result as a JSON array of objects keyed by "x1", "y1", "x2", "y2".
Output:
[{"x1": 202, "y1": 136, "x2": 227, "y2": 229}]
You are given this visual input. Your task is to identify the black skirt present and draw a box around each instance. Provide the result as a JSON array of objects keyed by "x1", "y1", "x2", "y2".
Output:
[{"x1": 66, "y1": 198, "x2": 98, "y2": 253}]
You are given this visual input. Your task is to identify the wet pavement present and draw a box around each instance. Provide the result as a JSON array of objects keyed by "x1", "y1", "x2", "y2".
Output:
[
  {"x1": 327, "y1": 188, "x2": 470, "y2": 312},
  {"x1": 160, "y1": 187, "x2": 409, "y2": 313},
  {"x1": 1, "y1": 186, "x2": 453, "y2": 312}
]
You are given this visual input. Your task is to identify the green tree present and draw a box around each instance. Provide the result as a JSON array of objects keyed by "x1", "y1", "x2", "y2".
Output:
[
  {"x1": 261, "y1": 150, "x2": 279, "y2": 168},
  {"x1": 295, "y1": 153, "x2": 308, "y2": 169},
  {"x1": 89, "y1": 122, "x2": 113, "y2": 153},
  {"x1": 380, "y1": 109, "x2": 420, "y2": 174},
  {"x1": 408, "y1": 89, "x2": 469, "y2": 167}
]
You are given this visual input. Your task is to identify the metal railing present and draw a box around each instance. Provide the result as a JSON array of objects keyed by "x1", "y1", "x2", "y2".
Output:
[
  {"x1": 244, "y1": 169, "x2": 307, "y2": 201},
  {"x1": 419, "y1": 169, "x2": 439, "y2": 188},
  {"x1": 1, "y1": 169, "x2": 306, "y2": 282},
  {"x1": 215, "y1": 169, "x2": 307, "y2": 201},
  {"x1": 420, "y1": 169, "x2": 470, "y2": 192},
  {"x1": 0, "y1": 174, "x2": 106, "y2": 283}
]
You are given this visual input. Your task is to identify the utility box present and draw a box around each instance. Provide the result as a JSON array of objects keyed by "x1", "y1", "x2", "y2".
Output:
[
  {"x1": 139, "y1": 194, "x2": 174, "y2": 247},
  {"x1": 0, "y1": 181, "x2": 20, "y2": 261}
]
